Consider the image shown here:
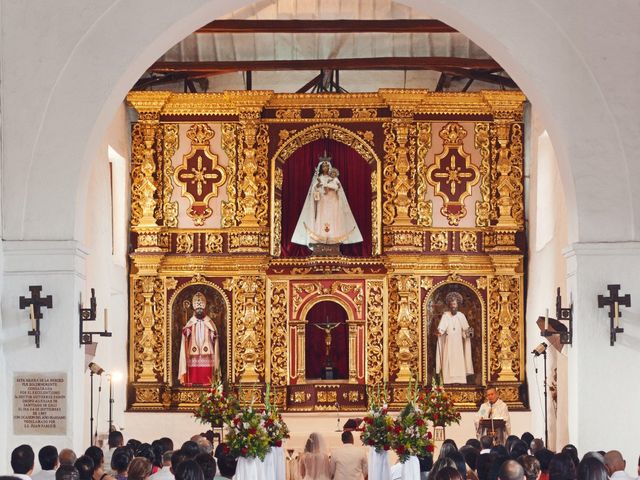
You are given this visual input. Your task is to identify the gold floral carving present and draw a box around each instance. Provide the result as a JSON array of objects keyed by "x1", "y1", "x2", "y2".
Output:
[
  {"x1": 292, "y1": 283, "x2": 321, "y2": 316},
  {"x1": 357, "y1": 130, "x2": 375, "y2": 146},
  {"x1": 382, "y1": 120, "x2": 417, "y2": 225},
  {"x1": 131, "y1": 116, "x2": 160, "y2": 228},
  {"x1": 492, "y1": 121, "x2": 524, "y2": 229},
  {"x1": 290, "y1": 391, "x2": 311, "y2": 403},
  {"x1": 313, "y1": 108, "x2": 340, "y2": 119},
  {"x1": 135, "y1": 388, "x2": 160, "y2": 403},
  {"x1": 332, "y1": 282, "x2": 364, "y2": 317},
  {"x1": 476, "y1": 277, "x2": 488, "y2": 290},
  {"x1": 221, "y1": 123, "x2": 239, "y2": 228},
  {"x1": 415, "y1": 122, "x2": 433, "y2": 226},
  {"x1": 497, "y1": 386, "x2": 519, "y2": 402},
  {"x1": 421, "y1": 277, "x2": 433, "y2": 292},
  {"x1": 459, "y1": 232, "x2": 478, "y2": 252},
  {"x1": 238, "y1": 114, "x2": 269, "y2": 227},
  {"x1": 474, "y1": 123, "x2": 492, "y2": 227},
  {"x1": 174, "y1": 124, "x2": 227, "y2": 226},
  {"x1": 488, "y1": 276, "x2": 521, "y2": 381},
  {"x1": 278, "y1": 129, "x2": 297, "y2": 147},
  {"x1": 430, "y1": 231, "x2": 448, "y2": 252},
  {"x1": 317, "y1": 391, "x2": 338, "y2": 403},
  {"x1": 205, "y1": 233, "x2": 223, "y2": 253},
  {"x1": 366, "y1": 280, "x2": 384, "y2": 384},
  {"x1": 272, "y1": 199, "x2": 282, "y2": 256},
  {"x1": 132, "y1": 276, "x2": 165, "y2": 382},
  {"x1": 175, "y1": 233, "x2": 194, "y2": 254},
  {"x1": 231, "y1": 277, "x2": 266, "y2": 382},
  {"x1": 162, "y1": 124, "x2": 179, "y2": 228},
  {"x1": 352, "y1": 108, "x2": 377, "y2": 118},
  {"x1": 228, "y1": 231, "x2": 269, "y2": 252},
  {"x1": 427, "y1": 123, "x2": 480, "y2": 226},
  {"x1": 269, "y1": 281, "x2": 288, "y2": 389},
  {"x1": 275, "y1": 108, "x2": 301, "y2": 120},
  {"x1": 388, "y1": 275, "x2": 420, "y2": 381}
]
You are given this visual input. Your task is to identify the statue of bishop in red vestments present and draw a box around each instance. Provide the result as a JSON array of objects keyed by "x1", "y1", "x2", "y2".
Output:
[{"x1": 178, "y1": 292, "x2": 220, "y2": 385}]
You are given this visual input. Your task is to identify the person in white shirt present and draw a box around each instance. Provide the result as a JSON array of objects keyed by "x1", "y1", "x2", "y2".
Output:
[
  {"x1": 475, "y1": 387, "x2": 511, "y2": 443},
  {"x1": 605, "y1": 451, "x2": 635, "y2": 480},
  {"x1": 329, "y1": 431, "x2": 368, "y2": 480},
  {"x1": 32, "y1": 446, "x2": 59, "y2": 480},
  {"x1": 11, "y1": 444, "x2": 35, "y2": 480},
  {"x1": 149, "y1": 452, "x2": 173, "y2": 480}
]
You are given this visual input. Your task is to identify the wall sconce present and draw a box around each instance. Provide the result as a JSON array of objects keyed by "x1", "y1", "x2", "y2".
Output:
[
  {"x1": 19, "y1": 285, "x2": 53, "y2": 348},
  {"x1": 539, "y1": 287, "x2": 573, "y2": 347},
  {"x1": 79, "y1": 288, "x2": 112, "y2": 346},
  {"x1": 598, "y1": 284, "x2": 631, "y2": 346}
]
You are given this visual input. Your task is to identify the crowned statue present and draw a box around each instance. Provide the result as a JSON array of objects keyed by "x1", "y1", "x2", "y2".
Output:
[
  {"x1": 178, "y1": 291, "x2": 220, "y2": 385},
  {"x1": 291, "y1": 153, "x2": 363, "y2": 250}
]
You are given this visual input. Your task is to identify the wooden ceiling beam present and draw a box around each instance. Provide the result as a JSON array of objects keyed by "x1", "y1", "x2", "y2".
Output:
[
  {"x1": 196, "y1": 19, "x2": 457, "y2": 34},
  {"x1": 149, "y1": 57, "x2": 502, "y2": 73}
]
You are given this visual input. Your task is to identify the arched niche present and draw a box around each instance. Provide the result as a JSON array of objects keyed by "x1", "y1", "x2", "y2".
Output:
[
  {"x1": 424, "y1": 282, "x2": 485, "y2": 386},
  {"x1": 304, "y1": 300, "x2": 349, "y2": 380},
  {"x1": 270, "y1": 124, "x2": 382, "y2": 257}
]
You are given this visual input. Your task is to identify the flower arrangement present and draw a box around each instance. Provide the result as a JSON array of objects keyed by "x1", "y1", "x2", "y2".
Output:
[
  {"x1": 262, "y1": 384, "x2": 290, "y2": 447},
  {"x1": 361, "y1": 402, "x2": 394, "y2": 453},
  {"x1": 420, "y1": 378, "x2": 461, "y2": 427},
  {"x1": 194, "y1": 379, "x2": 240, "y2": 428},
  {"x1": 226, "y1": 406, "x2": 272, "y2": 460},
  {"x1": 391, "y1": 381, "x2": 434, "y2": 463}
]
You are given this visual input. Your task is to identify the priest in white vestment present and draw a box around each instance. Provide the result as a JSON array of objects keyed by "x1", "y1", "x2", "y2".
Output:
[
  {"x1": 291, "y1": 160, "x2": 363, "y2": 248},
  {"x1": 475, "y1": 387, "x2": 511, "y2": 438},
  {"x1": 435, "y1": 291, "x2": 474, "y2": 384}
]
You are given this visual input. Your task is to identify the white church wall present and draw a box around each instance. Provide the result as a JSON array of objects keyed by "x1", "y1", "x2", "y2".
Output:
[
  {"x1": 81, "y1": 103, "x2": 131, "y2": 447},
  {"x1": 0, "y1": 0, "x2": 639, "y2": 469},
  {"x1": 525, "y1": 112, "x2": 570, "y2": 451}
]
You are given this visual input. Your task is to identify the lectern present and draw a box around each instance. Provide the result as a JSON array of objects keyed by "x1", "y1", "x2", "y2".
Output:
[{"x1": 478, "y1": 418, "x2": 507, "y2": 445}]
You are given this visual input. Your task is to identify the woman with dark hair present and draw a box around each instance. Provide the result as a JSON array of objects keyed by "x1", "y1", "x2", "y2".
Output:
[
  {"x1": 561, "y1": 446, "x2": 580, "y2": 470},
  {"x1": 577, "y1": 458, "x2": 608, "y2": 480},
  {"x1": 505, "y1": 436, "x2": 520, "y2": 455},
  {"x1": 510, "y1": 441, "x2": 529, "y2": 461},
  {"x1": 127, "y1": 458, "x2": 152, "y2": 480},
  {"x1": 110, "y1": 448, "x2": 131, "y2": 480},
  {"x1": 126, "y1": 441, "x2": 142, "y2": 453},
  {"x1": 194, "y1": 454, "x2": 216, "y2": 480},
  {"x1": 174, "y1": 461, "x2": 204, "y2": 480},
  {"x1": 436, "y1": 466, "x2": 465, "y2": 480},
  {"x1": 439, "y1": 441, "x2": 459, "y2": 461},
  {"x1": 74, "y1": 456, "x2": 95, "y2": 480},
  {"x1": 149, "y1": 441, "x2": 164, "y2": 473},
  {"x1": 446, "y1": 452, "x2": 467, "y2": 479},
  {"x1": 459, "y1": 446, "x2": 480, "y2": 472},
  {"x1": 518, "y1": 455, "x2": 541, "y2": 480},
  {"x1": 428, "y1": 458, "x2": 457, "y2": 480},
  {"x1": 549, "y1": 453, "x2": 577, "y2": 480},
  {"x1": 476, "y1": 454, "x2": 494, "y2": 480},
  {"x1": 84, "y1": 447, "x2": 114, "y2": 480},
  {"x1": 486, "y1": 456, "x2": 509, "y2": 480}
]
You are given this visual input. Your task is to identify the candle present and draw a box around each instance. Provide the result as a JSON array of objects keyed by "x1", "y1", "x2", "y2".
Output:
[
  {"x1": 544, "y1": 308, "x2": 549, "y2": 333},
  {"x1": 614, "y1": 301, "x2": 619, "y2": 328},
  {"x1": 104, "y1": 308, "x2": 108, "y2": 332},
  {"x1": 29, "y1": 304, "x2": 36, "y2": 331}
]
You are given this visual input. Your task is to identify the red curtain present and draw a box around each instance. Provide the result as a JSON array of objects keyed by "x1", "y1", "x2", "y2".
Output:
[
  {"x1": 305, "y1": 301, "x2": 349, "y2": 379},
  {"x1": 280, "y1": 139, "x2": 373, "y2": 257}
]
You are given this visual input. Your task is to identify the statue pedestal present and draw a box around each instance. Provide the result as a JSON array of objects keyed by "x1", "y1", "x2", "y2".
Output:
[
  {"x1": 321, "y1": 365, "x2": 336, "y2": 380},
  {"x1": 310, "y1": 243, "x2": 341, "y2": 256}
]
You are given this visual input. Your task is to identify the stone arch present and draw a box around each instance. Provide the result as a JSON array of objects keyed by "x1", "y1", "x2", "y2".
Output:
[{"x1": 13, "y1": 0, "x2": 632, "y2": 246}]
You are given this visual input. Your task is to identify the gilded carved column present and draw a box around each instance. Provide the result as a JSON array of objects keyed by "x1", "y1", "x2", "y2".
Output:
[
  {"x1": 366, "y1": 280, "x2": 385, "y2": 385},
  {"x1": 348, "y1": 324, "x2": 358, "y2": 382},
  {"x1": 380, "y1": 90, "x2": 426, "y2": 226},
  {"x1": 227, "y1": 276, "x2": 267, "y2": 383},
  {"x1": 268, "y1": 281, "x2": 289, "y2": 394},
  {"x1": 388, "y1": 274, "x2": 421, "y2": 382},
  {"x1": 483, "y1": 92, "x2": 526, "y2": 230},
  {"x1": 488, "y1": 274, "x2": 521, "y2": 382},
  {"x1": 131, "y1": 276, "x2": 165, "y2": 383},
  {"x1": 296, "y1": 327, "x2": 306, "y2": 382}
]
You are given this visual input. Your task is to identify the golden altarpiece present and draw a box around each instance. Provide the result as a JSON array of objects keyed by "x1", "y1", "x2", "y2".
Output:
[{"x1": 126, "y1": 89, "x2": 527, "y2": 413}]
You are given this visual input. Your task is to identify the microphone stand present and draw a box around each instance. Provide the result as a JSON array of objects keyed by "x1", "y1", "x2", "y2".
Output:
[
  {"x1": 108, "y1": 374, "x2": 114, "y2": 433},
  {"x1": 89, "y1": 371, "x2": 95, "y2": 445},
  {"x1": 542, "y1": 348, "x2": 549, "y2": 448}
]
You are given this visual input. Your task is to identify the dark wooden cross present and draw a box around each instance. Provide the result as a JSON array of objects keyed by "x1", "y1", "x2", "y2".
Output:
[
  {"x1": 597, "y1": 284, "x2": 631, "y2": 346},
  {"x1": 19, "y1": 285, "x2": 53, "y2": 348}
]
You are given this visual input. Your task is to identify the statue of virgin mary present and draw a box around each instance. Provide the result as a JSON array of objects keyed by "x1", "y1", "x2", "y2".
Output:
[{"x1": 291, "y1": 159, "x2": 363, "y2": 248}]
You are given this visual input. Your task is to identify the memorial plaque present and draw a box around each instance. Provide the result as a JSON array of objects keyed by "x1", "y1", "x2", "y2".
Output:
[{"x1": 13, "y1": 372, "x2": 67, "y2": 435}]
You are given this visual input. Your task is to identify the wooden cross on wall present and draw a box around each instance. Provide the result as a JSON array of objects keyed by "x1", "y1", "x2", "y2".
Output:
[
  {"x1": 19, "y1": 285, "x2": 53, "y2": 348},
  {"x1": 597, "y1": 284, "x2": 631, "y2": 346}
]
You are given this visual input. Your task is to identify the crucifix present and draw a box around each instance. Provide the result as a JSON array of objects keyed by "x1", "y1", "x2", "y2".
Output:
[
  {"x1": 19, "y1": 285, "x2": 53, "y2": 348},
  {"x1": 313, "y1": 317, "x2": 342, "y2": 380},
  {"x1": 597, "y1": 284, "x2": 631, "y2": 346}
]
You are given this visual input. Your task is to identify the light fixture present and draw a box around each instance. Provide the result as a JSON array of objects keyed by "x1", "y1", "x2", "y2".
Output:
[{"x1": 531, "y1": 342, "x2": 548, "y2": 357}]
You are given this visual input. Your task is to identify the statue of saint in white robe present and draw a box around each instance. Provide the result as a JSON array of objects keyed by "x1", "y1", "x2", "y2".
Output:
[
  {"x1": 291, "y1": 162, "x2": 363, "y2": 247},
  {"x1": 435, "y1": 311, "x2": 474, "y2": 384}
]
